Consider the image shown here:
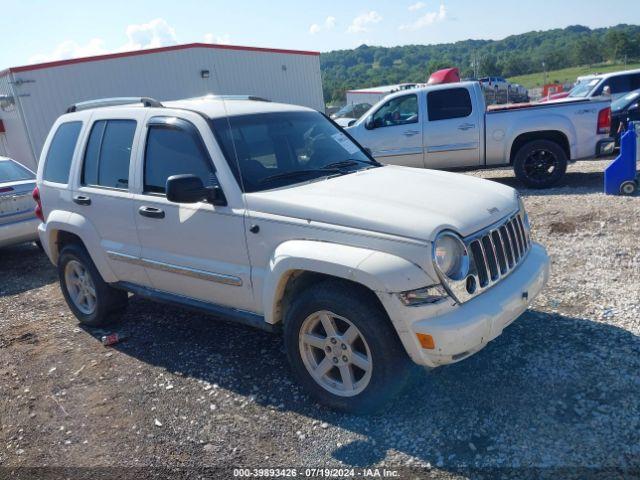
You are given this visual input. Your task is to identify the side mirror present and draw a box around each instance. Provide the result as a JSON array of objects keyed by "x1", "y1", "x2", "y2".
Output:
[
  {"x1": 628, "y1": 103, "x2": 639, "y2": 113},
  {"x1": 347, "y1": 119, "x2": 357, "y2": 127},
  {"x1": 166, "y1": 174, "x2": 227, "y2": 206},
  {"x1": 364, "y1": 115, "x2": 375, "y2": 130}
]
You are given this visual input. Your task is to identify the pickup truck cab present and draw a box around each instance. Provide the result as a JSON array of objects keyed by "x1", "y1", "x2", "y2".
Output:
[
  {"x1": 36, "y1": 96, "x2": 549, "y2": 412},
  {"x1": 347, "y1": 81, "x2": 613, "y2": 188}
]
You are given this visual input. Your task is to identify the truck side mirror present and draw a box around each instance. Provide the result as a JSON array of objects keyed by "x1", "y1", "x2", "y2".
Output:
[
  {"x1": 364, "y1": 115, "x2": 375, "y2": 130},
  {"x1": 166, "y1": 174, "x2": 227, "y2": 206}
]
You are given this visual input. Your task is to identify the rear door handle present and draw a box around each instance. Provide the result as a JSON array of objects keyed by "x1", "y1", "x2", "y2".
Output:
[
  {"x1": 458, "y1": 123, "x2": 475, "y2": 131},
  {"x1": 403, "y1": 130, "x2": 420, "y2": 137},
  {"x1": 138, "y1": 206, "x2": 165, "y2": 219},
  {"x1": 73, "y1": 195, "x2": 91, "y2": 206}
]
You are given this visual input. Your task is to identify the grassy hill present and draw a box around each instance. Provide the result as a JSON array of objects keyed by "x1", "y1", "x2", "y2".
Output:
[
  {"x1": 509, "y1": 62, "x2": 640, "y2": 89},
  {"x1": 320, "y1": 24, "x2": 640, "y2": 103}
]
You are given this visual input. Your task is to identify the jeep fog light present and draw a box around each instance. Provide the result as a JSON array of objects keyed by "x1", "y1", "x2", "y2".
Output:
[{"x1": 398, "y1": 285, "x2": 448, "y2": 306}]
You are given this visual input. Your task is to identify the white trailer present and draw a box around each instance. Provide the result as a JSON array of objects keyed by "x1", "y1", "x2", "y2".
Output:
[
  {"x1": 345, "y1": 83, "x2": 419, "y2": 107},
  {"x1": 0, "y1": 43, "x2": 323, "y2": 169}
]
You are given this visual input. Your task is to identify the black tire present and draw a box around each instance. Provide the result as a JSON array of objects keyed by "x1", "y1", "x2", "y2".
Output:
[
  {"x1": 513, "y1": 139, "x2": 568, "y2": 189},
  {"x1": 283, "y1": 280, "x2": 414, "y2": 413},
  {"x1": 620, "y1": 180, "x2": 637, "y2": 196},
  {"x1": 58, "y1": 243, "x2": 128, "y2": 327}
]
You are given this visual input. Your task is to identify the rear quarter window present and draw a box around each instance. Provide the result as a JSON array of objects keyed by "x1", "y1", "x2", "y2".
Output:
[{"x1": 43, "y1": 121, "x2": 82, "y2": 184}]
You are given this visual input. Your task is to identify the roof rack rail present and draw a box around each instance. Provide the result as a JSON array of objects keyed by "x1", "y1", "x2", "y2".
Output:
[
  {"x1": 198, "y1": 94, "x2": 271, "y2": 102},
  {"x1": 66, "y1": 97, "x2": 163, "y2": 113}
]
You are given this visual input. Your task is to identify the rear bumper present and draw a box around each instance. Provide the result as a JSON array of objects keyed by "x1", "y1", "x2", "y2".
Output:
[
  {"x1": 0, "y1": 216, "x2": 39, "y2": 247},
  {"x1": 384, "y1": 243, "x2": 549, "y2": 367}
]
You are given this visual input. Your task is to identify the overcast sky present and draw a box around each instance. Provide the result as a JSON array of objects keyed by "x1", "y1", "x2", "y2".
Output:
[{"x1": 2, "y1": 0, "x2": 639, "y2": 68}]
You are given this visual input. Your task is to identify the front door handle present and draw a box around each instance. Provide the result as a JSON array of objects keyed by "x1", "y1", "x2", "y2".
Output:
[
  {"x1": 458, "y1": 123, "x2": 475, "y2": 131},
  {"x1": 403, "y1": 130, "x2": 420, "y2": 137},
  {"x1": 73, "y1": 195, "x2": 91, "y2": 206},
  {"x1": 138, "y1": 206, "x2": 165, "y2": 219}
]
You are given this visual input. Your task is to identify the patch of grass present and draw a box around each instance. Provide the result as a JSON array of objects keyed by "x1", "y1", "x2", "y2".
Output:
[{"x1": 509, "y1": 62, "x2": 640, "y2": 89}]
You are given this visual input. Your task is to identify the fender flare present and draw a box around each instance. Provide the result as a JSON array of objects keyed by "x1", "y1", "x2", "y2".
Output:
[
  {"x1": 262, "y1": 240, "x2": 435, "y2": 324},
  {"x1": 41, "y1": 210, "x2": 118, "y2": 283},
  {"x1": 504, "y1": 113, "x2": 576, "y2": 161}
]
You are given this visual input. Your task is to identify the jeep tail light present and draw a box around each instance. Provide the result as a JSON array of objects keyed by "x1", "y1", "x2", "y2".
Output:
[
  {"x1": 32, "y1": 186, "x2": 44, "y2": 222},
  {"x1": 597, "y1": 107, "x2": 611, "y2": 135}
]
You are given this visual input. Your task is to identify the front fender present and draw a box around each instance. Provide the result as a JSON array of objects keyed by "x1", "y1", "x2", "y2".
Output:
[
  {"x1": 40, "y1": 210, "x2": 117, "y2": 283},
  {"x1": 262, "y1": 240, "x2": 435, "y2": 324}
]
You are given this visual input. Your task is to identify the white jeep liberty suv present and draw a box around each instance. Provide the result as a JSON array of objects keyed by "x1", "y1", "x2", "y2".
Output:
[{"x1": 35, "y1": 96, "x2": 549, "y2": 412}]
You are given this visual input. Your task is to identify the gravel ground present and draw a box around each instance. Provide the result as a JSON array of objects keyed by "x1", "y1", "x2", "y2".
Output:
[{"x1": 1, "y1": 159, "x2": 639, "y2": 479}]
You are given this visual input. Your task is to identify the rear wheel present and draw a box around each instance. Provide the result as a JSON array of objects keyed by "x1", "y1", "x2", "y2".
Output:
[
  {"x1": 620, "y1": 180, "x2": 637, "y2": 196},
  {"x1": 514, "y1": 139, "x2": 568, "y2": 189},
  {"x1": 284, "y1": 280, "x2": 414, "y2": 413},
  {"x1": 58, "y1": 243, "x2": 127, "y2": 327}
]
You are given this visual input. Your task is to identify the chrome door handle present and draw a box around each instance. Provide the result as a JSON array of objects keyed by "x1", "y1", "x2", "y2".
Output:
[
  {"x1": 73, "y1": 195, "x2": 91, "y2": 206},
  {"x1": 458, "y1": 123, "x2": 475, "y2": 131},
  {"x1": 138, "y1": 206, "x2": 165, "y2": 219},
  {"x1": 403, "y1": 130, "x2": 420, "y2": 137}
]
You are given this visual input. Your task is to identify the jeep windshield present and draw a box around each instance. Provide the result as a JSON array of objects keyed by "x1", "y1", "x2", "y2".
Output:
[{"x1": 210, "y1": 111, "x2": 379, "y2": 192}]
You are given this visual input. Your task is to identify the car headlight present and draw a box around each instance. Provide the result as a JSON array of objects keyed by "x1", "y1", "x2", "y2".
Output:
[{"x1": 433, "y1": 232, "x2": 470, "y2": 281}]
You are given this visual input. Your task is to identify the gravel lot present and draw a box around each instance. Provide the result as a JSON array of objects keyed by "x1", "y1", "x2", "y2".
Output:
[{"x1": 1, "y1": 159, "x2": 639, "y2": 479}]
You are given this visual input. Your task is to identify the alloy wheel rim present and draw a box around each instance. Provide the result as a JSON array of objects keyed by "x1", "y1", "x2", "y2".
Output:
[
  {"x1": 298, "y1": 310, "x2": 372, "y2": 397},
  {"x1": 523, "y1": 149, "x2": 559, "y2": 181},
  {"x1": 64, "y1": 260, "x2": 97, "y2": 315}
]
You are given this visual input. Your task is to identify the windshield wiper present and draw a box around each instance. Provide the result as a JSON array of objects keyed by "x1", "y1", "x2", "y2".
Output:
[
  {"x1": 259, "y1": 168, "x2": 340, "y2": 186},
  {"x1": 322, "y1": 158, "x2": 380, "y2": 170}
]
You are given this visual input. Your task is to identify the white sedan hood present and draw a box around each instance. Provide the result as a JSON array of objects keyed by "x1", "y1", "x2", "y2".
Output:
[{"x1": 246, "y1": 166, "x2": 518, "y2": 241}]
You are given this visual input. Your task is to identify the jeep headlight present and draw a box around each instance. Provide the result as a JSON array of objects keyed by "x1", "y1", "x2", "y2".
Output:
[{"x1": 433, "y1": 232, "x2": 470, "y2": 281}]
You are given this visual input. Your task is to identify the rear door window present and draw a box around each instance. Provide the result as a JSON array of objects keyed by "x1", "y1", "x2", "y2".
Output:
[
  {"x1": 43, "y1": 122, "x2": 82, "y2": 184},
  {"x1": 82, "y1": 120, "x2": 136, "y2": 189},
  {"x1": 427, "y1": 88, "x2": 473, "y2": 121}
]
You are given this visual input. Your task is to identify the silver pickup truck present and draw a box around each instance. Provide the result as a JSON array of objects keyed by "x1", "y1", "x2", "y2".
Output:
[{"x1": 346, "y1": 81, "x2": 613, "y2": 188}]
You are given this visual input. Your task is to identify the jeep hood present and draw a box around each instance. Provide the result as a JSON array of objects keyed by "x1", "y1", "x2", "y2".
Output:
[{"x1": 245, "y1": 166, "x2": 518, "y2": 241}]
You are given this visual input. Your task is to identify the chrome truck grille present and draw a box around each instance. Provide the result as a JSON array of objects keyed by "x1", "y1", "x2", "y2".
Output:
[{"x1": 445, "y1": 212, "x2": 531, "y2": 304}]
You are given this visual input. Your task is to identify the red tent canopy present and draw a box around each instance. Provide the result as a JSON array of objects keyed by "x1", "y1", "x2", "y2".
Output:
[{"x1": 427, "y1": 67, "x2": 460, "y2": 85}]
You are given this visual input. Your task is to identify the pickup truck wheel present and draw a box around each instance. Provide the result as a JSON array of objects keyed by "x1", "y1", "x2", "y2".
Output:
[
  {"x1": 284, "y1": 281, "x2": 414, "y2": 413},
  {"x1": 514, "y1": 139, "x2": 567, "y2": 189},
  {"x1": 58, "y1": 244, "x2": 128, "y2": 327}
]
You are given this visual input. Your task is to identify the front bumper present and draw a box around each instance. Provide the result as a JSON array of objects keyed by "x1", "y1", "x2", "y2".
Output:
[
  {"x1": 0, "y1": 216, "x2": 39, "y2": 248},
  {"x1": 383, "y1": 243, "x2": 549, "y2": 367}
]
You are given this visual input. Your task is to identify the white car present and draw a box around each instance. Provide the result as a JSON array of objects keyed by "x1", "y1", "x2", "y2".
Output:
[
  {"x1": 36, "y1": 96, "x2": 549, "y2": 412},
  {"x1": 0, "y1": 156, "x2": 39, "y2": 248},
  {"x1": 330, "y1": 102, "x2": 372, "y2": 128},
  {"x1": 347, "y1": 81, "x2": 613, "y2": 188},
  {"x1": 567, "y1": 68, "x2": 640, "y2": 101}
]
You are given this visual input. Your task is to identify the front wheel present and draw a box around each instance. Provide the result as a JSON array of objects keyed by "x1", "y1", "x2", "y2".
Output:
[
  {"x1": 513, "y1": 139, "x2": 568, "y2": 189},
  {"x1": 284, "y1": 281, "x2": 414, "y2": 413}
]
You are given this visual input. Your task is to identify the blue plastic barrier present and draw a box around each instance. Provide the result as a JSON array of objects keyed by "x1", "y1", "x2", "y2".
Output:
[{"x1": 604, "y1": 123, "x2": 638, "y2": 195}]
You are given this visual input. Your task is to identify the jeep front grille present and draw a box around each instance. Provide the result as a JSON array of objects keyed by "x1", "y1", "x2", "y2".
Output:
[
  {"x1": 442, "y1": 212, "x2": 531, "y2": 304},
  {"x1": 467, "y1": 214, "x2": 530, "y2": 289}
]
